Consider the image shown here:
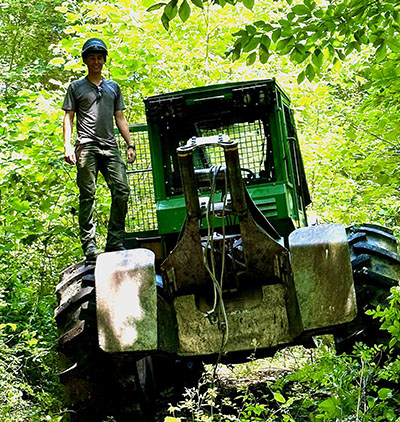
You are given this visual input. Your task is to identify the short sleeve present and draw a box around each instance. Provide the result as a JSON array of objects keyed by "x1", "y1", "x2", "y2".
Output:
[
  {"x1": 114, "y1": 84, "x2": 125, "y2": 111},
  {"x1": 62, "y1": 84, "x2": 76, "y2": 111}
]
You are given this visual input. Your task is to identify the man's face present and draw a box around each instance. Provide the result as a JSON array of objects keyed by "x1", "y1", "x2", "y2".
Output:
[{"x1": 84, "y1": 52, "x2": 105, "y2": 74}]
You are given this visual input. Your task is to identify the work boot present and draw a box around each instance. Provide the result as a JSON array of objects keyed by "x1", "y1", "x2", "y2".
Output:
[{"x1": 85, "y1": 245, "x2": 99, "y2": 263}]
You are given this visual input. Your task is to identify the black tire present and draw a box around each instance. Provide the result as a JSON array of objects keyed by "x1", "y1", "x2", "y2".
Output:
[
  {"x1": 334, "y1": 224, "x2": 400, "y2": 353},
  {"x1": 55, "y1": 261, "x2": 153, "y2": 422}
]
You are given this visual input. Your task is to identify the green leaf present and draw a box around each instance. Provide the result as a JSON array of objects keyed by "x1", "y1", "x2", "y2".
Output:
[
  {"x1": 190, "y1": 0, "x2": 204, "y2": 8},
  {"x1": 232, "y1": 43, "x2": 242, "y2": 61},
  {"x1": 164, "y1": 0, "x2": 178, "y2": 20},
  {"x1": 334, "y1": 3, "x2": 346, "y2": 15},
  {"x1": 312, "y1": 48, "x2": 323, "y2": 68},
  {"x1": 318, "y1": 397, "x2": 339, "y2": 418},
  {"x1": 243, "y1": 36, "x2": 260, "y2": 52},
  {"x1": 259, "y1": 44, "x2": 270, "y2": 63},
  {"x1": 276, "y1": 36, "x2": 294, "y2": 53},
  {"x1": 161, "y1": 11, "x2": 170, "y2": 29},
  {"x1": 242, "y1": 0, "x2": 254, "y2": 10},
  {"x1": 337, "y1": 49, "x2": 346, "y2": 60},
  {"x1": 254, "y1": 20, "x2": 274, "y2": 31},
  {"x1": 232, "y1": 29, "x2": 248, "y2": 37},
  {"x1": 179, "y1": 0, "x2": 191, "y2": 21},
  {"x1": 313, "y1": 9, "x2": 324, "y2": 18},
  {"x1": 246, "y1": 51, "x2": 257, "y2": 65},
  {"x1": 297, "y1": 70, "x2": 306, "y2": 84},
  {"x1": 345, "y1": 41, "x2": 360, "y2": 55},
  {"x1": 373, "y1": 37, "x2": 385, "y2": 48},
  {"x1": 305, "y1": 63, "x2": 315, "y2": 81},
  {"x1": 332, "y1": 57, "x2": 341, "y2": 71},
  {"x1": 304, "y1": 0, "x2": 315, "y2": 9},
  {"x1": 273, "y1": 392, "x2": 286, "y2": 403},
  {"x1": 146, "y1": 2, "x2": 167, "y2": 11},
  {"x1": 66, "y1": 12, "x2": 79, "y2": 21},
  {"x1": 375, "y1": 43, "x2": 387, "y2": 62},
  {"x1": 378, "y1": 388, "x2": 392, "y2": 400},
  {"x1": 291, "y1": 45, "x2": 309, "y2": 63},
  {"x1": 272, "y1": 28, "x2": 282, "y2": 43},
  {"x1": 353, "y1": 41, "x2": 361, "y2": 52},
  {"x1": 13, "y1": 200, "x2": 30, "y2": 211},
  {"x1": 386, "y1": 37, "x2": 400, "y2": 52},
  {"x1": 260, "y1": 34, "x2": 271, "y2": 49},
  {"x1": 292, "y1": 5, "x2": 310, "y2": 15},
  {"x1": 245, "y1": 25, "x2": 257, "y2": 35}
]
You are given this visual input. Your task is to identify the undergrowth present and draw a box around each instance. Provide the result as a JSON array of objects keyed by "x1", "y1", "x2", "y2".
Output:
[{"x1": 165, "y1": 345, "x2": 400, "y2": 422}]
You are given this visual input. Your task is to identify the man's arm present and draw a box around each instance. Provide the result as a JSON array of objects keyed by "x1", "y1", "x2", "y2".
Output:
[
  {"x1": 63, "y1": 110, "x2": 76, "y2": 165},
  {"x1": 115, "y1": 109, "x2": 136, "y2": 164}
]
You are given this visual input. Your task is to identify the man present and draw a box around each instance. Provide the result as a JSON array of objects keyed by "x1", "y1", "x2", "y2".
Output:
[{"x1": 63, "y1": 38, "x2": 136, "y2": 261}]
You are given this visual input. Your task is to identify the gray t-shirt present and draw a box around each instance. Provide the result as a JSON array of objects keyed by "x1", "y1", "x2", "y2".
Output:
[{"x1": 62, "y1": 77, "x2": 125, "y2": 146}]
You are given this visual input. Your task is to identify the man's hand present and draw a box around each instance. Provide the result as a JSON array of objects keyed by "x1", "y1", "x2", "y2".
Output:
[
  {"x1": 127, "y1": 147, "x2": 136, "y2": 164},
  {"x1": 64, "y1": 144, "x2": 76, "y2": 165},
  {"x1": 115, "y1": 110, "x2": 136, "y2": 164}
]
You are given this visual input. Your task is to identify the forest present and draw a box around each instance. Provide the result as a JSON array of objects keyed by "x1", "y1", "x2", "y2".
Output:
[{"x1": 0, "y1": 0, "x2": 400, "y2": 420}]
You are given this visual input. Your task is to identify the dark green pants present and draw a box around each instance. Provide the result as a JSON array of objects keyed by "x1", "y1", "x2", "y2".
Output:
[{"x1": 76, "y1": 142, "x2": 130, "y2": 253}]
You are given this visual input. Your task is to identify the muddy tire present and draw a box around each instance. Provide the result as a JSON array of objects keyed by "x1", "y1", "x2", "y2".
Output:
[
  {"x1": 334, "y1": 224, "x2": 400, "y2": 353},
  {"x1": 55, "y1": 261, "x2": 153, "y2": 422}
]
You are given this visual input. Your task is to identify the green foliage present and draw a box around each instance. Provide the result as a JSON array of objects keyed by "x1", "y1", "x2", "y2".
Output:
[
  {"x1": 149, "y1": 0, "x2": 400, "y2": 80},
  {"x1": 166, "y1": 345, "x2": 400, "y2": 421},
  {"x1": 368, "y1": 286, "x2": 400, "y2": 349},
  {"x1": 0, "y1": 324, "x2": 63, "y2": 421},
  {"x1": 0, "y1": 88, "x2": 76, "y2": 419},
  {"x1": 285, "y1": 344, "x2": 400, "y2": 421},
  {"x1": 0, "y1": 6, "x2": 81, "y2": 419},
  {"x1": 285, "y1": 74, "x2": 400, "y2": 229},
  {"x1": 0, "y1": 0, "x2": 67, "y2": 94}
]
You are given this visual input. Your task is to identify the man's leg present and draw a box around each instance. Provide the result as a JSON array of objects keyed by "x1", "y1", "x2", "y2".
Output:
[
  {"x1": 76, "y1": 144, "x2": 99, "y2": 258},
  {"x1": 101, "y1": 146, "x2": 130, "y2": 251}
]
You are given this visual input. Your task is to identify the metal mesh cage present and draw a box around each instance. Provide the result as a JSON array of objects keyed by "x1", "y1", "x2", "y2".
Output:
[
  {"x1": 193, "y1": 120, "x2": 267, "y2": 175},
  {"x1": 116, "y1": 126, "x2": 158, "y2": 233}
]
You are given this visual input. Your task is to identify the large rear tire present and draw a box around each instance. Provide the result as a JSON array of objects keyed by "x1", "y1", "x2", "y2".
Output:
[
  {"x1": 334, "y1": 224, "x2": 400, "y2": 353},
  {"x1": 55, "y1": 261, "x2": 152, "y2": 422}
]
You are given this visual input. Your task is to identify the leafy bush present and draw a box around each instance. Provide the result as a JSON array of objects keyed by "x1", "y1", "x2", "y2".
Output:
[
  {"x1": 0, "y1": 321, "x2": 63, "y2": 421},
  {"x1": 165, "y1": 342, "x2": 400, "y2": 422},
  {"x1": 369, "y1": 286, "x2": 400, "y2": 350}
]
